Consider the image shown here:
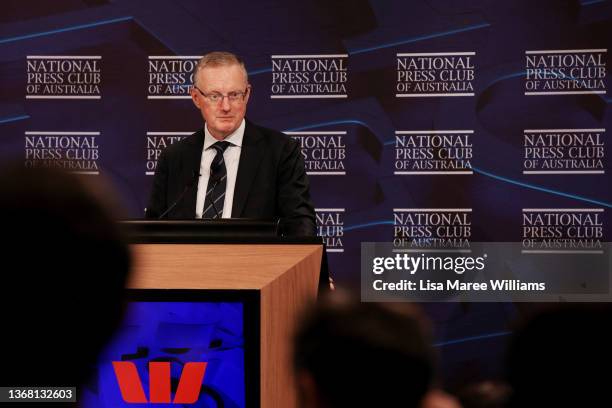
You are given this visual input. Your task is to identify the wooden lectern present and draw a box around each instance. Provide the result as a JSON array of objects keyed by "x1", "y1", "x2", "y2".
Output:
[{"x1": 122, "y1": 220, "x2": 324, "y2": 407}]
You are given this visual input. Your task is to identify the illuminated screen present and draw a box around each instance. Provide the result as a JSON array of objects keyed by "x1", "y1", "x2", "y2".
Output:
[{"x1": 81, "y1": 290, "x2": 259, "y2": 407}]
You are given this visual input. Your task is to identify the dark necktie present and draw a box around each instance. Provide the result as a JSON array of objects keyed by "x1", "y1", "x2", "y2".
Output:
[{"x1": 202, "y1": 141, "x2": 231, "y2": 219}]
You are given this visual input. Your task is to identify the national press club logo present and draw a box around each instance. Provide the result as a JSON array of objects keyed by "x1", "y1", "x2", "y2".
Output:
[
  {"x1": 393, "y1": 208, "x2": 472, "y2": 251},
  {"x1": 286, "y1": 131, "x2": 346, "y2": 175},
  {"x1": 316, "y1": 208, "x2": 344, "y2": 253},
  {"x1": 394, "y1": 130, "x2": 473, "y2": 175},
  {"x1": 525, "y1": 49, "x2": 607, "y2": 95},
  {"x1": 148, "y1": 56, "x2": 200, "y2": 99},
  {"x1": 24, "y1": 131, "x2": 100, "y2": 174},
  {"x1": 271, "y1": 54, "x2": 348, "y2": 98},
  {"x1": 523, "y1": 128, "x2": 605, "y2": 175},
  {"x1": 26, "y1": 55, "x2": 101, "y2": 99},
  {"x1": 396, "y1": 52, "x2": 475, "y2": 97},
  {"x1": 522, "y1": 208, "x2": 604, "y2": 254},
  {"x1": 145, "y1": 132, "x2": 190, "y2": 175}
]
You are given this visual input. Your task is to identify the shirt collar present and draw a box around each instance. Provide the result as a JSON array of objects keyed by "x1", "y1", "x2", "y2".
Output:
[{"x1": 203, "y1": 119, "x2": 245, "y2": 150}]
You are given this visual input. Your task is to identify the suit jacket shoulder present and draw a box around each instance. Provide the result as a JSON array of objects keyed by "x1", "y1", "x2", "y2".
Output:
[{"x1": 235, "y1": 120, "x2": 316, "y2": 236}]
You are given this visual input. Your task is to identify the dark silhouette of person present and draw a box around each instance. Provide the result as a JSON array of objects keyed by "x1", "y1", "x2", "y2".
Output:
[
  {"x1": 0, "y1": 165, "x2": 131, "y2": 404},
  {"x1": 293, "y1": 292, "x2": 435, "y2": 408},
  {"x1": 506, "y1": 304, "x2": 612, "y2": 407},
  {"x1": 455, "y1": 380, "x2": 510, "y2": 408}
]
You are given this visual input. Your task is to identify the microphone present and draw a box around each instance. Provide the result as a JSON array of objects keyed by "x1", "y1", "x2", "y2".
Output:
[
  {"x1": 273, "y1": 217, "x2": 282, "y2": 236},
  {"x1": 158, "y1": 170, "x2": 200, "y2": 219}
]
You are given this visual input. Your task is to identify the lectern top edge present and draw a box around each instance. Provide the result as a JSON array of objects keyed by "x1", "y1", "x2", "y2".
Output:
[{"x1": 119, "y1": 219, "x2": 323, "y2": 244}]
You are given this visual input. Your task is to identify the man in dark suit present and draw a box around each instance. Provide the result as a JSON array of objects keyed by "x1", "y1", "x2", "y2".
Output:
[{"x1": 146, "y1": 52, "x2": 316, "y2": 236}]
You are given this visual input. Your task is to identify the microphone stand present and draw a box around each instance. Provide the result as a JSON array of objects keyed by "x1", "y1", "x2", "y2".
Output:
[{"x1": 158, "y1": 171, "x2": 200, "y2": 219}]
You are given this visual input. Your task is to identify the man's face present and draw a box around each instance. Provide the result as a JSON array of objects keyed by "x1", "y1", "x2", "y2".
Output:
[{"x1": 190, "y1": 64, "x2": 250, "y2": 140}]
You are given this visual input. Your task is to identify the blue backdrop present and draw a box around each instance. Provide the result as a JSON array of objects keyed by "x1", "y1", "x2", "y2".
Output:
[{"x1": 1, "y1": 0, "x2": 610, "y2": 390}]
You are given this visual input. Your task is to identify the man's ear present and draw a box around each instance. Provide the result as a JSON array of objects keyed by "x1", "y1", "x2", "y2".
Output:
[
  {"x1": 190, "y1": 87, "x2": 200, "y2": 109},
  {"x1": 244, "y1": 84, "x2": 252, "y2": 104}
]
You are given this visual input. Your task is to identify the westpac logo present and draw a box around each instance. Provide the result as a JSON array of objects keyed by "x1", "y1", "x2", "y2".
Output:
[{"x1": 113, "y1": 361, "x2": 207, "y2": 404}]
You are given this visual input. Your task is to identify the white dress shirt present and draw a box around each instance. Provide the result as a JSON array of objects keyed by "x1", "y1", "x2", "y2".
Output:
[{"x1": 195, "y1": 119, "x2": 244, "y2": 219}]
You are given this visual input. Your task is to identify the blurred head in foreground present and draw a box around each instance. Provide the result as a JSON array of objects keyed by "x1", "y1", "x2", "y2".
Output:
[
  {"x1": 506, "y1": 304, "x2": 612, "y2": 407},
  {"x1": 455, "y1": 380, "x2": 510, "y2": 408},
  {"x1": 0, "y1": 165, "x2": 131, "y2": 387},
  {"x1": 293, "y1": 292, "x2": 435, "y2": 408}
]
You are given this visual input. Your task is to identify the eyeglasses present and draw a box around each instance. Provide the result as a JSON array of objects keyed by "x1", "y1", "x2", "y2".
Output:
[{"x1": 193, "y1": 86, "x2": 250, "y2": 104}]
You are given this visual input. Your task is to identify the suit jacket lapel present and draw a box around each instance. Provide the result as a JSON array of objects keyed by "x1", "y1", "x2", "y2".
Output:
[
  {"x1": 183, "y1": 129, "x2": 205, "y2": 218},
  {"x1": 232, "y1": 120, "x2": 264, "y2": 217}
]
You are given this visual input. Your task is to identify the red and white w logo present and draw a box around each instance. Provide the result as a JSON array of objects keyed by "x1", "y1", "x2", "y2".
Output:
[{"x1": 112, "y1": 361, "x2": 207, "y2": 404}]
